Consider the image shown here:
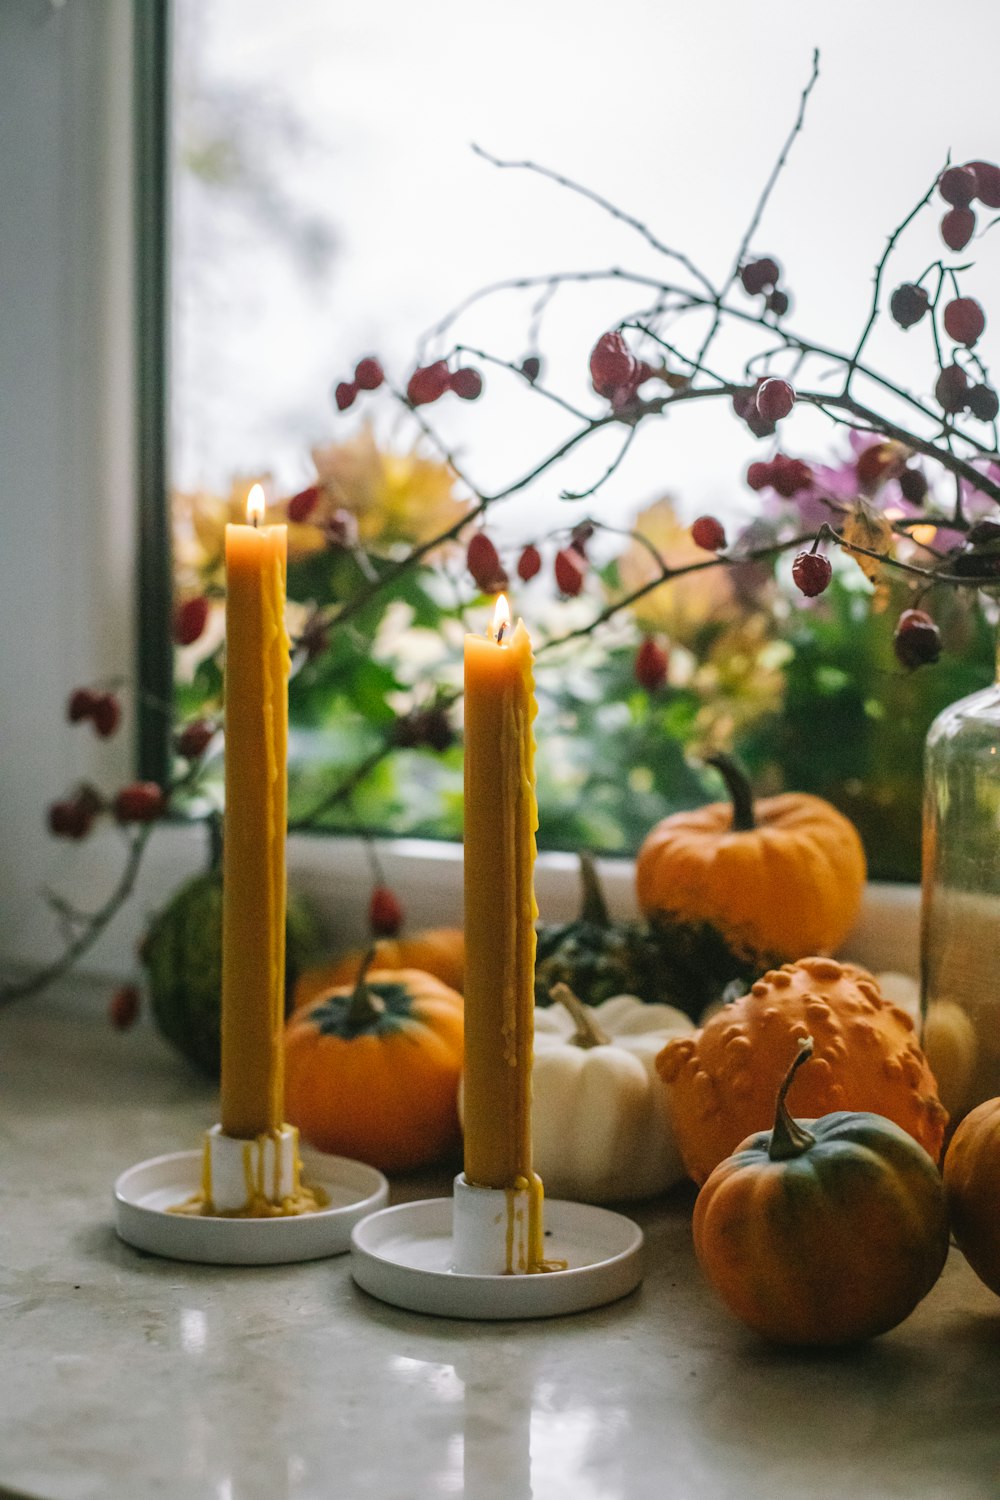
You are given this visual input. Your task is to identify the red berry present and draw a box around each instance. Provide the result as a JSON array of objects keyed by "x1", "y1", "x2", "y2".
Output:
[
  {"x1": 67, "y1": 687, "x2": 99, "y2": 723},
  {"x1": 935, "y1": 363, "x2": 970, "y2": 414},
  {"x1": 108, "y1": 984, "x2": 141, "y2": 1031},
  {"x1": 889, "y1": 283, "x2": 930, "y2": 330},
  {"x1": 450, "y1": 367, "x2": 483, "y2": 401},
  {"x1": 466, "y1": 531, "x2": 505, "y2": 593},
  {"x1": 941, "y1": 206, "x2": 976, "y2": 251},
  {"x1": 570, "y1": 522, "x2": 595, "y2": 556},
  {"x1": 791, "y1": 551, "x2": 832, "y2": 598},
  {"x1": 967, "y1": 160, "x2": 1000, "y2": 209},
  {"x1": 691, "y1": 515, "x2": 727, "y2": 552},
  {"x1": 746, "y1": 462, "x2": 772, "y2": 492},
  {"x1": 407, "y1": 361, "x2": 450, "y2": 406},
  {"x1": 354, "y1": 357, "x2": 384, "y2": 391},
  {"x1": 899, "y1": 467, "x2": 928, "y2": 503},
  {"x1": 48, "y1": 797, "x2": 94, "y2": 840},
  {"x1": 335, "y1": 381, "x2": 357, "y2": 411},
  {"x1": 739, "y1": 257, "x2": 781, "y2": 295},
  {"x1": 745, "y1": 409, "x2": 777, "y2": 439},
  {"x1": 517, "y1": 544, "x2": 542, "y2": 581},
  {"x1": 369, "y1": 884, "x2": 404, "y2": 938},
  {"x1": 755, "y1": 378, "x2": 795, "y2": 423},
  {"x1": 943, "y1": 297, "x2": 986, "y2": 347},
  {"x1": 113, "y1": 781, "x2": 166, "y2": 824},
  {"x1": 769, "y1": 455, "x2": 813, "y2": 499},
  {"x1": 893, "y1": 608, "x2": 941, "y2": 670},
  {"x1": 172, "y1": 595, "x2": 210, "y2": 647},
  {"x1": 766, "y1": 289, "x2": 789, "y2": 317},
  {"x1": 731, "y1": 386, "x2": 755, "y2": 420},
  {"x1": 856, "y1": 442, "x2": 905, "y2": 495},
  {"x1": 938, "y1": 165, "x2": 978, "y2": 207},
  {"x1": 91, "y1": 692, "x2": 121, "y2": 739},
  {"x1": 968, "y1": 384, "x2": 1000, "y2": 422},
  {"x1": 175, "y1": 719, "x2": 215, "y2": 760},
  {"x1": 589, "y1": 332, "x2": 636, "y2": 398},
  {"x1": 554, "y1": 546, "x2": 587, "y2": 596},
  {"x1": 288, "y1": 485, "x2": 321, "y2": 522},
  {"x1": 520, "y1": 355, "x2": 542, "y2": 382},
  {"x1": 634, "y1": 636, "x2": 669, "y2": 691}
]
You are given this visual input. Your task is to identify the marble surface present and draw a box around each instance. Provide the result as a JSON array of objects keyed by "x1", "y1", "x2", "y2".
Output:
[{"x1": 2, "y1": 988, "x2": 1000, "y2": 1500}]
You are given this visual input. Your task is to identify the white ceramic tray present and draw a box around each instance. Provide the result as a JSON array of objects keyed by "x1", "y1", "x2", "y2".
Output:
[
  {"x1": 351, "y1": 1196, "x2": 643, "y2": 1319},
  {"x1": 114, "y1": 1148, "x2": 388, "y2": 1265}
]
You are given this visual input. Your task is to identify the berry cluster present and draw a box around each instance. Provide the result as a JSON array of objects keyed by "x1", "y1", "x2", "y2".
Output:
[
  {"x1": 466, "y1": 528, "x2": 594, "y2": 599},
  {"x1": 48, "y1": 779, "x2": 166, "y2": 841},
  {"x1": 67, "y1": 686, "x2": 121, "y2": 739},
  {"x1": 746, "y1": 454, "x2": 813, "y2": 498},
  {"x1": 937, "y1": 161, "x2": 1000, "y2": 252},
  {"x1": 589, "y1": 332, "x2": 658, "y2": 411},
  {"x1": 335, "y1": 356, "x2": 385, "y2": 412},
  {"x1": 731, "y1": 375, "x2": 796, "y2": 437},
  {"x1": 406, "y1": 360, "x2": 483, "y2": 407},
  {"x1": 739, "y1": 256, "x2": 790, "y2": 318}
]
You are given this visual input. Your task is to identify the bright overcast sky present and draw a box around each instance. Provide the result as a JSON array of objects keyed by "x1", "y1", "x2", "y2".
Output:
[{"x1": 173, "y1": 0, "x2": 1000, "y2": 543}]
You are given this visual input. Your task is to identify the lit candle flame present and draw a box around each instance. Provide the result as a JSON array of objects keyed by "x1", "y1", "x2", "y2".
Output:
[
  {"x1": 491, "y1": 593, "x2": 511, "y2": 643},
  {"x1": 247, "y1": 483, "x2": 266, "y2": 526}
]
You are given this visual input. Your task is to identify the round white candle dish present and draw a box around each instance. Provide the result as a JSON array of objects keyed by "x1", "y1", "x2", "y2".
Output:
[
  {"x1": 350, "y1": 1174, "x2": 643, "y2": 1319},
  {"x1": 114, "y1": 1146, "x2": 388, "y2": 1265}
]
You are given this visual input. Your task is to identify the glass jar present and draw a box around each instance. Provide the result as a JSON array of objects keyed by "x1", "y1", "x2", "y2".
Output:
[{"x1": 921, "y1": 675, "x2": 1000, "y2": 1122}]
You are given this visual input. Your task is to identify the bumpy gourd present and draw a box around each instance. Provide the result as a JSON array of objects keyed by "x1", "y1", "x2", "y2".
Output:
[
  {"x1": 294, "y1": 928, "x2": 465, "y2": 1009},
  {"x1": 284, "y1": 963, "x2": 464, "y2": 1172},
  {"x1": 635, "y1": 755, "x2": 866, "y2": 961},
  {"x1": 693, "y1": 1042, "x2": 950, "y2": 1346},
  {"x1": 943, "y1": 1098, "x2": 1000, "y2": 1296},
  {"x1": 657, "y1": 956, "x2": 947, "y2": 1185}
]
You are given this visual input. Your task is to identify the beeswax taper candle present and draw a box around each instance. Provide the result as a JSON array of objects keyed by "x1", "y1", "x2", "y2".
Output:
[
  {"x1": 220, "y1": 484, "x2": 290, "y2": 1139},
  {"x1": 462, "y1": 595, "x2": 540, "y2": 1211}
]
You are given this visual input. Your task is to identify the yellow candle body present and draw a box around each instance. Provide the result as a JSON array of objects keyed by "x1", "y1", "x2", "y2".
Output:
[
  {"x1": 462, "y1": 618, "x2": 539, "y2": 1193},
  {"x1": 220, "y1": 522, "x2": 290, "y2": 1139}
]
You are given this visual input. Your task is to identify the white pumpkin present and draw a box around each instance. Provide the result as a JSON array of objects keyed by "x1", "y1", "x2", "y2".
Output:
[{"x1": 532, "y1": 987, "x2": 694, "y2": 1204}]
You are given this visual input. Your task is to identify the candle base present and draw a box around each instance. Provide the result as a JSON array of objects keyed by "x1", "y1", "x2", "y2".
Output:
[
  {"x1": 350, "y1": 1176, "x2": 644, "y2": 1320},
  {"x1": 205, "y1": 1123, "x2": 300, "y2": 1213},
  {"x1": 451, "y1": 1173, "x2": 533, "y2": 1275},
  {"x1": 113, "y1": 1146, "x2": 388, "y2": 1265}
]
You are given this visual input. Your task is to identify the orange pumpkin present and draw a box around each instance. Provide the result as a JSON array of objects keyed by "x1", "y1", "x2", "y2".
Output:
[
  {"x1": 694, "y1": 1041, "x2": 950, "y2": 1346},
  {"x1": 635, "y1": 755, "x2": 866, "y2": 961},
  {"x1": 943, "y1": 1097, "x2": 1000, "y2": 1296},
  {"x1": 284, "y1": 964, "x2": 464, "y2": 1172},
  {"x1": 657, "y1": 956, "x2": 947, "y2": 1185},
  {"x1": 294, "y1": 927, "x2": 465, "y2": 1010}
]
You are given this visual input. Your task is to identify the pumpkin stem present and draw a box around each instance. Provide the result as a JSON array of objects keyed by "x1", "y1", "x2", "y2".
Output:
[
  {"x1": 578, "y1": 850, "x2": 611, "y2": 927},
  {"x1": 345, "y1": 947, "x2": 386, "y2": 1030},
  {"x1": 704, "y1": 753, "x2": 756, "y2": 833},
  {"x1": 550, "y1": 982, "x2": 611, "y2": 1048},
  {"x1": 768, "y1": 1039, "x2": 817, "y2": 1161}
]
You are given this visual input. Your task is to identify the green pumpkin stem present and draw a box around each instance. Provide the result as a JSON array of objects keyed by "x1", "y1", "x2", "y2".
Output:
[
  {"x1": 768, "y1": 1039, "x2": 817, "y2": 1161},
  {"x1": 578, "y1": 850, "x2": 611, "y2": 927},
  {"x1": 705, "y1": 753, "x2": 756, "y2": 833},
  {"x1": 551, "y1": 982, "x2": 611, "y2": 1048},
  {"x1": 346, "y1": 947, "x2": 386, "y2": 1030}
]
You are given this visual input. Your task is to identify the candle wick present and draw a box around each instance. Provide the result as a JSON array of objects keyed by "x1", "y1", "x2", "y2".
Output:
[
  {"x1": 496, "y1": 621, "x2": 507, "y2": 645},
  {"x1": 252, "y1": 513, "x2": 259, "y2": 529}
]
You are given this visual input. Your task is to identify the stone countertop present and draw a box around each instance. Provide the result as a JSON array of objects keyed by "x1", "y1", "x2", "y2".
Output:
[{"x1": 2, "y1": 989, "x2": 999, "y2": 1500}]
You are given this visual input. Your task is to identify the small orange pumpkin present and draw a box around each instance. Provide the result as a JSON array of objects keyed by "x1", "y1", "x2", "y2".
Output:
[
  {"x1": 284, "y1": 961, "x2": 464, "y2": 1172},
  {"x1": 294, "y1": 927, "x2": 465, "y2": 1010},
  {"x1": 694, "y1": 1042, "x2": 950, "y2": 1346},
  {"x1": 657, "y1": 956, "x2": 947, "y2": 1185},
  {"x1": 943, "y1": 1097, "x2": 1000, "y2": 1296},
  {"x1": 636, "y1": 755, "x2": 866, "y2": 961}
]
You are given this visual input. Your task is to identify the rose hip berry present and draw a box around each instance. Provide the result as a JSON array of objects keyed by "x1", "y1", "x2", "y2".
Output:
[
  {"x1": 766, "y1": 289, "x2": 790, "y2": 317},
  {"x1": 968, "y1": 384, "x2": 1000, "y2": 422},
  {"x1": 67, "y1": 687, "x2": 99, "y2": 723},
  {"x1": 517, "y1": 544, "x2": 542, "y2": 582},
  {"x1": 520, "y1": 355, "x2": 542, "y2": 382},
  {"x1": 967, "y1": 160, "x2": 1000, "y2": 209},
  {"x1": 173, "y1": 595, "x2": 210, "y2": 647},
  {"x1": 755, "y1": 378, "x2": 795, "y2": 423},
  {"x1": 635, "y1": 636, "x2": 669, "y2": 692},
  {"x1": 899, "y1": 467, "x2": 928, "y2": 503},
  {"x1": 791, "y1": 551, "x2": 833, "y2": 597},
  {"x1": 113, "y1": 781, "x2": 166, "y2": 824},
  {"x1": 287, "y1": 485, "x2": 321, "y2": 523},
  {"x1": 941, "y1": 207, "x2": 976, "y2": 251},
  {"x1": 335, "y1": 381, "x2": 357, "y2": 412},
  {"x1": 554, "y1": 546, "x2": 587, "y2": 596},
  {"x1": 406, "y1": 361, "x2": 450, "y2": 406},
  {"x1": 889, "y1": 283, "x2": 930, "y2": 330},
  {"x1": 938, "y1": 165, "x2": 978, "y2": 207},
  {"x1": 354, "y1": 357, "x2": 385, "y2": 391},
  {"x1": 691, "y1": 515, "x2": 727, "y2": 552},
  {"x1": 935, "y1": 363, "x2": 970, "y2": 414},
  {"x1": 175, "y1": 719, "x2": 215, "y2": 760},
  {"x1": 893, "y1": 608, "x2": 942, "y2": 670},
  {"x1": 369, "y1": 884, "x2": 403, "y2": 938},
  {"x1": 91, "y1": 692, "x2": 121, "y2": 739},
  {"x1": 48, "y1": 796, "x2": 95, "y2": 840},
  {"x1": 466, "y1": 531, "x2": 505, "y2": 593},
  {"x1": 943, "y1": 297, "x2": 986, "y2": 347},
  {"x1": 450, "y1": 367, "x2": 483, "y2": 401},
  {"x1": 739, "y1": 257, "x2": 781, "y2": 295},
  {"x1": 108, "y1": 984, "x2": 141, "y2": 1031},
  {"x1": 589, "y1": 332, "x2": 636, "y2": 398}
]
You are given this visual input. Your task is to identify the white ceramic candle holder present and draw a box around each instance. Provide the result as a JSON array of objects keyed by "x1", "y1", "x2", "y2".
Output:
[
  {"x1": 114, "y1": 1127, "x2": 388, "y2": 1266},
  {"x1": 350, "y1": 1173, "x2": 644, "y2": 1320}
]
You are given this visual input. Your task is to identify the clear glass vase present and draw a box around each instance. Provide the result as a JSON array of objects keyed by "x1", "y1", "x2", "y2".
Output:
[{"x1": 921, "y1": 671, "x2": 1000, "y2": 1123}]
